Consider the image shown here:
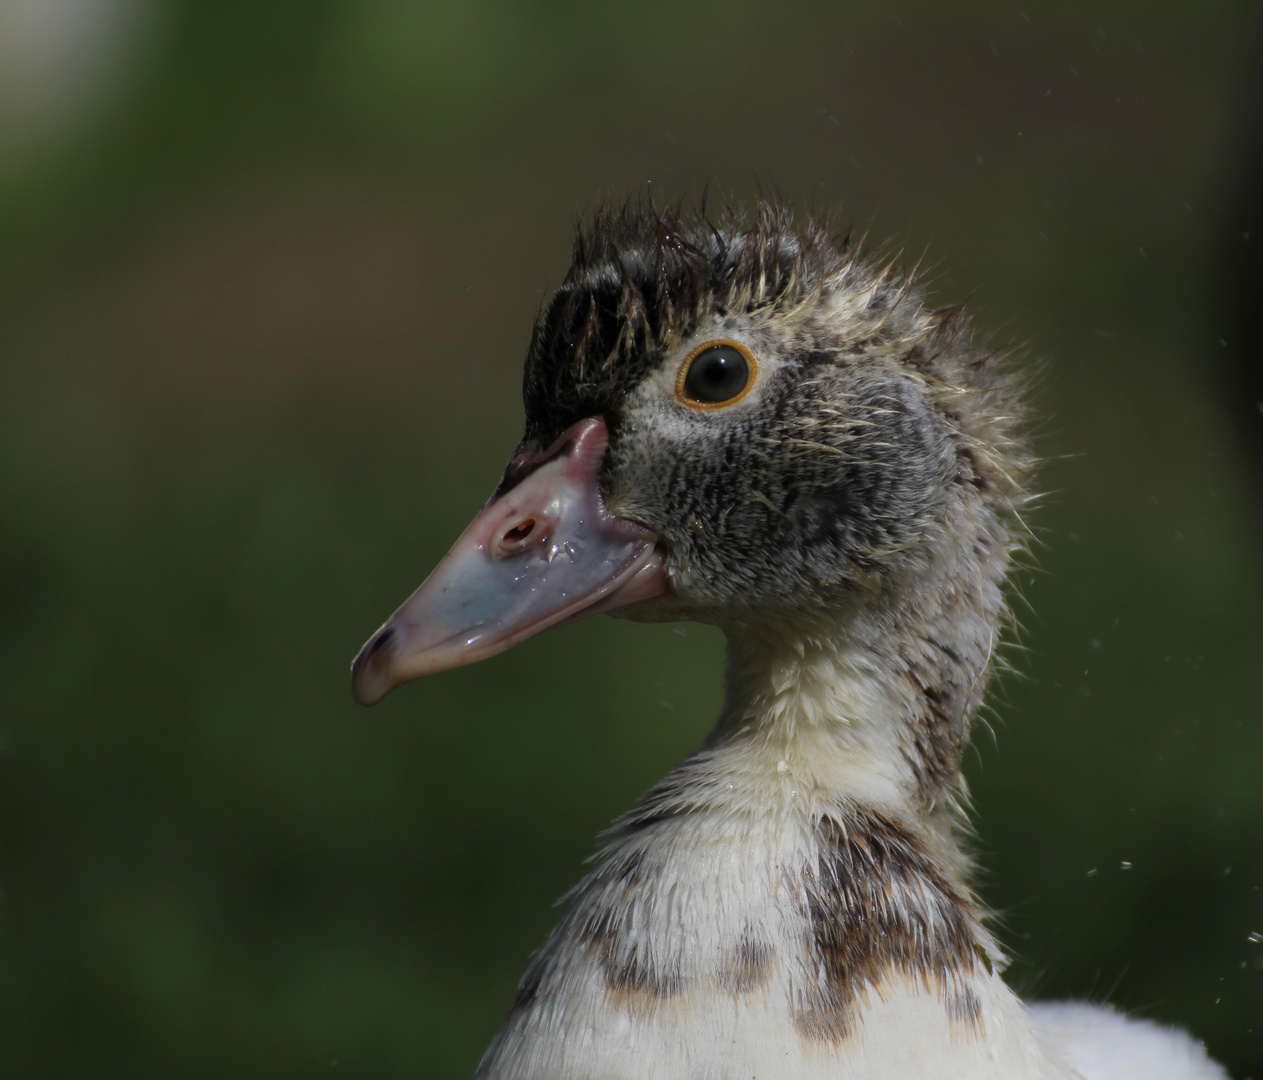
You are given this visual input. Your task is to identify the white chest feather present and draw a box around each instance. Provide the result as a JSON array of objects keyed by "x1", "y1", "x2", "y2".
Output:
[{"x1": 474, "y1": 795, "x2": 1067, "y2": 1080}]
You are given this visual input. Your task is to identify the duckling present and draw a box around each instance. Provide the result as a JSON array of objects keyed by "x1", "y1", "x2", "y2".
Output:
[{"x1": 351, "y1": 202, "x2": 1229, "y2": 1080}]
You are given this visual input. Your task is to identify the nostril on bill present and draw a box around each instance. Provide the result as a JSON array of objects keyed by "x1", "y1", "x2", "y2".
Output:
[{"x1": 502, "y1": 518, "x2": 536, "y2": 545}]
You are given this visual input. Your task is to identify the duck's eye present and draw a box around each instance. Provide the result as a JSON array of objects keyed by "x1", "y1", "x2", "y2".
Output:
[{"x1": 677, "y1": 341, "x2": 757, "y2": 409}]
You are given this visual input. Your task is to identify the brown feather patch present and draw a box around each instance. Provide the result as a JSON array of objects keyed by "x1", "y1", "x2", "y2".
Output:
[
  {"x1": 795, "y1": 807, "x2": 984, "y2": 1043},
  {"x1": 574, "y1": 846, "x2": 688, "y2": 1007},
  {"x1": 718, "y1": 932, "x2": 776, "y2": 995}
]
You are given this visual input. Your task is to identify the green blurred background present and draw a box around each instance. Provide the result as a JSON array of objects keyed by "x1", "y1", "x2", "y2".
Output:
[{"x1": 1, "y1": 1, "x2": 1260, "y2": 1076}]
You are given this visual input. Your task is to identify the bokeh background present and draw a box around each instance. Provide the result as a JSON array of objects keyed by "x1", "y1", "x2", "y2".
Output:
[{"x1": 1, "y1": 1, "x2": 1260, "y2": 1076}]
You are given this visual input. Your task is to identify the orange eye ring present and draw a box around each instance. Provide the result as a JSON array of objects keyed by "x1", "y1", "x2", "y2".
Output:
[{"x1": 674, "y1": 339, "x2": 759, "y2": 410}]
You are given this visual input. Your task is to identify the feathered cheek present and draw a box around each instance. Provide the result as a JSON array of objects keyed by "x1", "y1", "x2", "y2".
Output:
[{"x1": 658, "y1": 511, "x2": 738, "y2": 596}]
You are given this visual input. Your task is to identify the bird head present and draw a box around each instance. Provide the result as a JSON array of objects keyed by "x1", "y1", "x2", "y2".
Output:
[{"x1": 352, "y1": 202, "x2": 1029, "y2": 706}]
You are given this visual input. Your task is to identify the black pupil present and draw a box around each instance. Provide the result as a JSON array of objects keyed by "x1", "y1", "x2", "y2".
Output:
[{"x1": 684, "y1": 346, "x2": 750, "y2": 404}]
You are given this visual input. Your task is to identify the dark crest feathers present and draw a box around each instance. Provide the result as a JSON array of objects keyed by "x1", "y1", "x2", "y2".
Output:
[{"x1": 522, "y1": 199, "x2": 1031, "y2": 528}]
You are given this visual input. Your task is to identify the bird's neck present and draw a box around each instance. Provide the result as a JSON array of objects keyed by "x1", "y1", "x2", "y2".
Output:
[
  {"x1": 472, "y1": 525, "x2": 1037, "y2": 1079},
  {"x1": 700, "y1": 557, "x2": 1004, "y2": 856},
  {"x1": 475, "y1": 585, "x2": 1025, "y2": 1079}
]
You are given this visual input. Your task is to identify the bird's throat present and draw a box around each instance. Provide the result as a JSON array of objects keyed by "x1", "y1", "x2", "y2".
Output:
[{"x1": 705, "y1": 590, "x2": 997, "y2": 831}]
